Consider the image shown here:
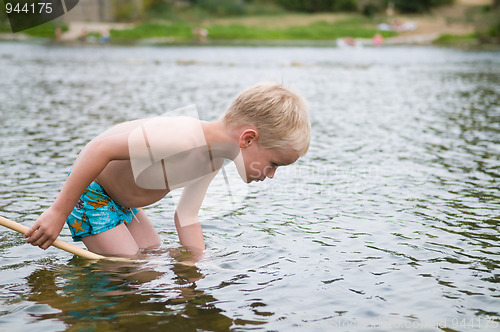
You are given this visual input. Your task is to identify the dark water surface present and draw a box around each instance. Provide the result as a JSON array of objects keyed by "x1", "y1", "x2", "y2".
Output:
[{"x1": 0, "y1": 42, "x2": 499, "y2": 331}]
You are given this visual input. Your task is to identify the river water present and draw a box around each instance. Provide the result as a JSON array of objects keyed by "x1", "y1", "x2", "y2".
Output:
[{"x1": 0, "y1": 42, "x2": 499, "y2": 331}]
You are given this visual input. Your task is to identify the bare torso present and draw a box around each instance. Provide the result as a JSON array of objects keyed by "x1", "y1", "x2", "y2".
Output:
[
  {"x1": 96, "y1": 160, "x2": 169, "y2": 208},
  {"x1": 90, "y1": 116, "x2": 214, "y2": 209}
]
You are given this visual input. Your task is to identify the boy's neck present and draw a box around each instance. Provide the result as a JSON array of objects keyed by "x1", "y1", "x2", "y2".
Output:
[
  {"x1": 202, "y1": 120, "x2": 236, "y2": 145},
  {"x1": 201, "y1": 120, "x2": 243, "y2": 160}
]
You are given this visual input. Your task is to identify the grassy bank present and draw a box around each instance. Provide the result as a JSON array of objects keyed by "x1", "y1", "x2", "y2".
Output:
[
  {"x1": 431, "y1": 1, "x2": 500, "y2": 47},
  {"x1": 110, "y1": 15, "x2": 396, "y2": 42},
  {"x1": 1, "y1": 1, "x2": 498, "y2": 47},
  {"x1": 433, "y1": 33, "x2": 478, "y2": 46}
]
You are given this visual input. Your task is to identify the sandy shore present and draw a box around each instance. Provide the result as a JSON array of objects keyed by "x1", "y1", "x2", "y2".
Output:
[{"x1": 58, "y1": 22, "x2": 134, "y2": 41}]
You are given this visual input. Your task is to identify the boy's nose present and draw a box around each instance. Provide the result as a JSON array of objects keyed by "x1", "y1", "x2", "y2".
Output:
[{"x1": 266, "y1": 168, "x2": 276, "y2": 179}]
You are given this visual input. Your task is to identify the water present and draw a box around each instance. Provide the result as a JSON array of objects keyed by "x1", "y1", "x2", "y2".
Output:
[{"x1": 0, "y1": 41, "x2": 499, "y2": 331}]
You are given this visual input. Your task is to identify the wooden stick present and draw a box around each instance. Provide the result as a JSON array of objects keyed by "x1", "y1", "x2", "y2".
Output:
[{"x1": 0, "y1": 215, "x2": 134, "y2": 262}]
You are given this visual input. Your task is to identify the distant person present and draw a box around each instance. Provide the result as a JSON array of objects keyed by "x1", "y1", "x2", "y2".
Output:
[
  {"x1": 100, "y1": 30, "x2": 110, "y2": 43},
  {"x1": 24, "y1": 82, "x2": 311, "y2": 259},
  {"x1": 386, "y1": 1, "x2": 395, "y2": 20},
  {"x1": 55, "y1": 26, "x2": 62, "y2": 42},
  {"x1": 337, "y1": 37, "x2": 361, "y2": 48},
  {"x1": 199, "y1": 28, "x2": 208, "y2": 43},
  {"x1": 78, "y1": 28, "x2": 87, "y2": 42},
  {"x1": 373, "y1": 33, "x2": 384, "y2": 47},
  {"x1": 344, "y1": 37, "x2": 356, "y2": 47},
  {"x1": 193, "y1": 27, "x2": 208, "y2": 44}
]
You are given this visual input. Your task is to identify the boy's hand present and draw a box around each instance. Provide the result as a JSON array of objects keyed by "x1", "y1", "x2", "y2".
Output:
[{"x1": 24, "y1": 208, "x2": 67, "y2": 250}]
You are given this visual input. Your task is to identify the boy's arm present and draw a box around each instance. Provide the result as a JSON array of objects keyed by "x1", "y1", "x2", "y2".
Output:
[
  {"x1": 25, "y1": 132, "x2": 131, "y2": 249},
  {"x1": 174, "y1": 170, "x2": 219, "y2": 258}
]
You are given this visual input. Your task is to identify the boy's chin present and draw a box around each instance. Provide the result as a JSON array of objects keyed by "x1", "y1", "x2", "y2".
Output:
[
  {"x1": 238, "y1": 173, "x2": 261, "y2": 183},
  {"x1": 238, "y1": 173, "x2": 254, "y2": 183}
]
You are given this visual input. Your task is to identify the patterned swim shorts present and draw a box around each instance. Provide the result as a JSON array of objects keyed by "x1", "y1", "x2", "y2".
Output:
[{"x1": 66, "y1": 180, "x2": 139, "y2": 242}]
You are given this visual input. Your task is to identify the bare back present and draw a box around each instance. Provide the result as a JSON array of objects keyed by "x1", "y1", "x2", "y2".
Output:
[{"x1": 92, "y1": 116, "x2": 215, "y2": 208}]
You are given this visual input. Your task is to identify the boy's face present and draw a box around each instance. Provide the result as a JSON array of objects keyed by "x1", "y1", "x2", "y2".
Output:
[{"x1": 241, "y1": 143, "x2": 298, "y2": 183}]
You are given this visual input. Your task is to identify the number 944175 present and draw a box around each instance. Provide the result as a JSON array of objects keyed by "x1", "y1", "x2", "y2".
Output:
[{"x1": 5, "y1": 2, "x2": 53, "y2": 14}]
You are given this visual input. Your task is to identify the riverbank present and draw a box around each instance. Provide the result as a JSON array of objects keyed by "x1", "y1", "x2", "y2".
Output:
[{"x1": 0, "y1": 0, "x2": 497, "y2": 48}]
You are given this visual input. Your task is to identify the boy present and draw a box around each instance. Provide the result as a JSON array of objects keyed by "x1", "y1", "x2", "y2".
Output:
[{"x1": 25, "y1": 82, "x2": 310, "y2": 258}]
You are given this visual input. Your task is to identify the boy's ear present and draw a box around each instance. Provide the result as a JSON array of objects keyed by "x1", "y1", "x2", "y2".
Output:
[{"x1": 239, "y1": 129, "x2": 258, "y2": 148}]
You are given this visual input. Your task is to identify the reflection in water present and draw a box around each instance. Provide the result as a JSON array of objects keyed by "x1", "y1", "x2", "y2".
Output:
[
  {"x1": 420, "y1": 71, "x2": 499, "y2": 257},
  {"x1": 438, "y1": 72, "x2": 498, "y2": 304},
  {"x1": 25, "y1": 255, "x2": 234, "y2": 331}
]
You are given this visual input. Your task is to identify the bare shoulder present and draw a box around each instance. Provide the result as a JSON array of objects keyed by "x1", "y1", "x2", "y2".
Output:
[
  {"x1": 123, "y1": 116, "x2": 206, "y2": 160},
  {"x1": 97, "y1": 116, "x2": 202, "y2": 142},
  {"x1": 95, "y1": 118, "x2": 148, "y2": 139}
]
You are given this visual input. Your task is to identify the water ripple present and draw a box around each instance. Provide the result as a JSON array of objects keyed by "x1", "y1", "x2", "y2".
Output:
[{"x1": 0, "y1": 42, "x2": 499, "y2": 330}]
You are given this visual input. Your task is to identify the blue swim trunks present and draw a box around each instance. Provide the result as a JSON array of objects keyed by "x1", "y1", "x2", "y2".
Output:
[{"x1": 66, "y1": 180, "x2": 139, "y2": 242}]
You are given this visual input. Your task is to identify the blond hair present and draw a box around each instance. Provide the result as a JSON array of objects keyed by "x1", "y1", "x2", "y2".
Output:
[{"x1": 221, "y1": 82, "x2": 310, "y2": 156}]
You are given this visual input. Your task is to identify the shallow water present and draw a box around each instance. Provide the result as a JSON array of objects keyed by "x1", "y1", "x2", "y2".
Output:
[{"x1": 0, "y1": 42, "x2": 499, "y2": 331}]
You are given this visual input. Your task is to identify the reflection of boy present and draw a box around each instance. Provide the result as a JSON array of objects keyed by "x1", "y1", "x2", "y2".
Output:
[{"x1": 25, "y1": 82, "x2": 311, "y2": 259}]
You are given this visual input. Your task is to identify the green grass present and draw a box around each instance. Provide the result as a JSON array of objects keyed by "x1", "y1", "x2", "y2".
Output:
[
  {"x1": 433, "y1": 33, "x2": 478, "y2": 45},
  {"x1": 110, "y1": 18, "x2": 396, "y2": 41},
  {"x1": 3, "y1": 22, "x2": 69, "y2": 38},
  {"x1": 111, "y1": 22, "x2": 193, "y2": 40},
  {"x1": 23, "y1": 23, "x2": 58, "y2": 38}
]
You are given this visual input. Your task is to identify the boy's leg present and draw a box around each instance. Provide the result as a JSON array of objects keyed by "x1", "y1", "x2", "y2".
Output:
[
  {"x1": 82, "y1": 224, "x2": 140, "y2": 257},
  {"x1": 126, "y1": 208, "x2": 162, "y2": 249}
]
